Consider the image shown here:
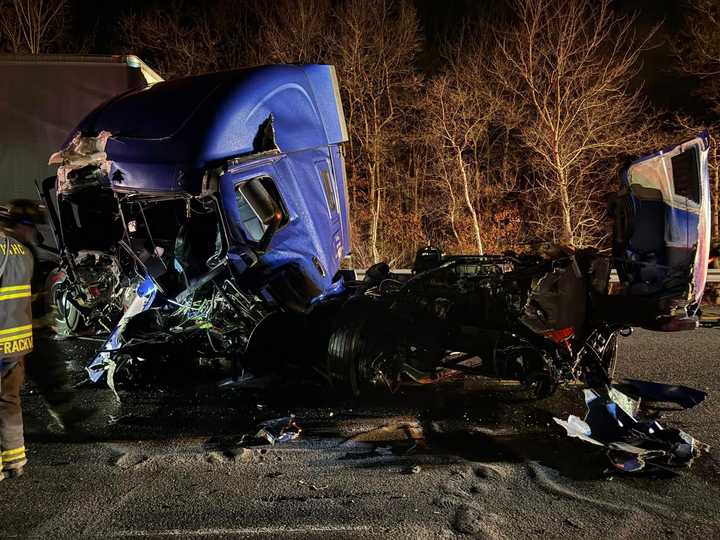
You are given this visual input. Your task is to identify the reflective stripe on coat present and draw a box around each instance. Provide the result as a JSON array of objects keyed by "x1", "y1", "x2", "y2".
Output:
[{"x1": 0, "y1": 234, "x2": 34, "y2": 358}]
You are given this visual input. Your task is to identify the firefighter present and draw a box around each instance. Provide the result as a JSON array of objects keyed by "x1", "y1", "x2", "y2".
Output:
[
  {"x1": 1, "y1": 200, "x2": 95, "y2": 436},
  {"x1": 0, "y1": 204, "x2": 34, "y2": 480}
]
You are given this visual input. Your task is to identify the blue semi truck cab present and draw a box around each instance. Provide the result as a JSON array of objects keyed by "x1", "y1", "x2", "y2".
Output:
[{"x1": 44, "y1": 65, "x2": 354, "y2": 381}]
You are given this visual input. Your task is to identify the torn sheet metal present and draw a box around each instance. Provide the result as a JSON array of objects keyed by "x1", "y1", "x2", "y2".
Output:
[
  {"x1": 554, "y1": 386, "x2": 709, "y2": 472},
  {"x1": 48, "y1": 130, "x2": 112, "y2": 194},
  {"x1": 255, "y1": 416, "x2": 302, "y2": 445},
  {"x1": 86, "y1": 275, "x2": 158, "y2": 383}
]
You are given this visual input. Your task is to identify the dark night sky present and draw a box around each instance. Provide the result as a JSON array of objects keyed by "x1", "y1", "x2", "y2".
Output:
[
  {"x1": 66, "y1": 0, "x2": 702, "y2": 115},
  {"x1": 413, "y1": 0, "x2": 700, "y2": 114}
]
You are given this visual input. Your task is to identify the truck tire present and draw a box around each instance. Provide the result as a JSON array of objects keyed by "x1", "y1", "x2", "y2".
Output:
[
  {"x1": 50, "y1": 277, "x2": 85, "y2": 335},
  {"x1": 326, "y1": 298, "x2": 396, "y2": 398}
]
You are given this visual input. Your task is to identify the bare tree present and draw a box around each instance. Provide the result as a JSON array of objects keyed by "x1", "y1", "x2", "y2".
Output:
[
  {"x1": 0, "y1": 0, "x2": 66, "y2": 54},
  {"x1": 424, "y1": 75, "x2": 496, "y2": 255},
  {"x1": 674, "y1": 0, "x2": 720, "y2": 96},
  {"x1": 246, "y1": 0, "x2": 332, "y2": 65},
  {"x1": 491, "y1": 0, "x2": 654, "y2": 247},
  {"x1": 423, "y1": 57, "x2": 523, "y2": 256},
  {"x1": 331, "y1": 0, "x2": 421, "y2": 265},
  {"x1": 234, "y1": 0, "x2": 423, "y2": 266},
  {"x1": 0, "y1": 1, "x2": 22, "y2": 52},
  {"x1": 119, "y1": 1, "x2": 220, "y2": 79},
  {"x1": 674, "y1": 0, "x2": 720, "y2": 253}
]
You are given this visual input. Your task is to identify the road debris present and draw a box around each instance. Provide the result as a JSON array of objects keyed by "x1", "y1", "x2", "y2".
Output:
[
  {"x1": 230, "y1": 447, "x2": 254, "y2": 463},
  {"x1": 110, "y1": 451, "x2": 149, "y2": 469},
  {"x1": 554, "y1": 384, "x2": 710, "y2": 473},
  {"x1": 206, "y1": 451, "x2": 226, "y2": 465},
  {"x1": 298, "y1": 480, "x2": 329, "y2": 491},
  {"x1": 619, "y1": 379, "x2": 707, "y2": 410},
  {"x1": 255, "y1": 415, "x2": 302, "y2": 445}
]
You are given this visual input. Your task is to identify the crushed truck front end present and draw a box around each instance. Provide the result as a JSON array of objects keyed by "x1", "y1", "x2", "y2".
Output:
[{"x1": 45, "y1": 65, "x2": 353, "y2": 383}]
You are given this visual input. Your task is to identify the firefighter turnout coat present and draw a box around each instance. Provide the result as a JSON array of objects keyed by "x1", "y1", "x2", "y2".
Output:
[{"x1": 0, "y1": 233, "x2": 34, "y2": 359}]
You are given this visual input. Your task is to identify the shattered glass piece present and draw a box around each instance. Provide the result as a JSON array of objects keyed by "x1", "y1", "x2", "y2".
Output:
[
  {"x1": 276, "y1": 431, "x2": 300, "y2": 443},
  {"x1": 217, "y1": 371, "x2": 258, "y2": 389}
]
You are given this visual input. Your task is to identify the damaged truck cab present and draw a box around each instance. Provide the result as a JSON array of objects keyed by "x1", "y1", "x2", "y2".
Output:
[
  {"x1": 610, "y1": 135, "x2": 712, "y2": 330},
  {"x1": 45, "y1": 65, "x2": 352, "y2": 381}
]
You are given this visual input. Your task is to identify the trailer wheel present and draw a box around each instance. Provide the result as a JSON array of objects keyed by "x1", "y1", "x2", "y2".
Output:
[{"x1": 327, "y1": 299, "x2": 397, "y2": 397}]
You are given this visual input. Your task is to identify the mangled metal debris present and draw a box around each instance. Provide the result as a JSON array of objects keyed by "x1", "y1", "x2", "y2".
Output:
[
  {"x1": 255, "y1": 416, "x2": 302, "y2": 445},
  {"x1": 48, "y1": 130, "x2": 112, "y2": 194},
  {"x1": 554, "y1": 382, "x2": 709, "y2": 473}
]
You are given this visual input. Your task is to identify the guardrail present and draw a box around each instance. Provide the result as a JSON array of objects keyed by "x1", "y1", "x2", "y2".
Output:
[{"x1": 356, "y1": 269, "x2": 720, "y2": 283}]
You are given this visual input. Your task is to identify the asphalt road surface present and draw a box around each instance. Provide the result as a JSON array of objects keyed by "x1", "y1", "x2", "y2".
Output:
[{"x1": 1, "y1": 328, "x2": 719, "y2": 539}]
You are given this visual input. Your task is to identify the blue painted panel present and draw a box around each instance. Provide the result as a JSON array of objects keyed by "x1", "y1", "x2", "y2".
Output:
[
  {"x1": 665, "y1": 206, "x2": 699, "y2": 249},
  {"x1": 67, "y1": 65, "x2": 349, "y2": 195}
]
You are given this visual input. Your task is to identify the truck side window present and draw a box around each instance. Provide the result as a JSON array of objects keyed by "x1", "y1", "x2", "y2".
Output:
[
  {"x1": 235, "y1": 176, "x2": 287, "y2": 243},
  {"x1": 671, "y1": 147, "x2": 700, "y2": 204},
  {"x1": 320, "y1": 168, "x2": 338, "y2": 214}
]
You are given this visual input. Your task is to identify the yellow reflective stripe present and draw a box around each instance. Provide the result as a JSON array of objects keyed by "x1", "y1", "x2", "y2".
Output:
[
  {"x1": 0, "y1": 292, "x2": 31, "y2": 301},
  {"x1": 0, "y1": 324, "x2": 32, "y2": 336},
  {"x1": 0, "y1": 331, "x2": 32, "y2": 343},
  {"x1": 1, "y1": 447, "x2": 25, "y2": 458},
  {"x1": 0, "y1": 285, "x2": 31, "y2": 293}
]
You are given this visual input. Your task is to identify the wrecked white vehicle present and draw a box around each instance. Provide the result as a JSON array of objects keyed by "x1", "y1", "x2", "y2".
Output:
[
  {"x1": 323, "y1": 135, "x2": 712, "y2": 472},
  {"x1": 328, "y1": 136, "x2": 712, "y2": 395}
]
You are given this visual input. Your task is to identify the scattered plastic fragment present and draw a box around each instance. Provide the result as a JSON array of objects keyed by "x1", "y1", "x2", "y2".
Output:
[
  {"x1": 554, "y1": 385, "x2": 710, "y2": 473},
  {"x1": 217, "y1": 371, "x2": 267, "y2": 389},
  {"x1": 255, "y1": 415, "x2": 302, "y2": 445},
  {"x1": 552, "y1": 415, "x2": 604, "y2": 447}
]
